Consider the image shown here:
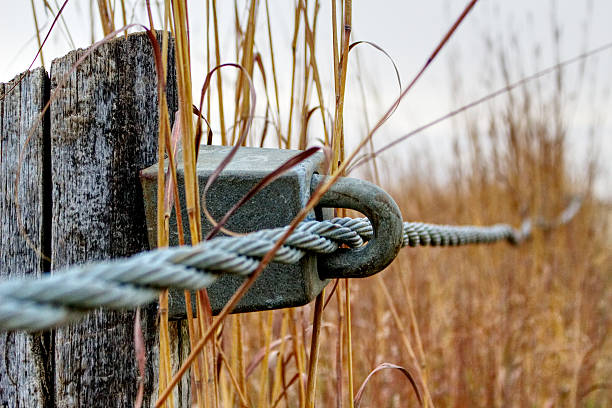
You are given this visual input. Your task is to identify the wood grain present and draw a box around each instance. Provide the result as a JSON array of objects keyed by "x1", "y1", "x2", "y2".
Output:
[
  {"x1": 50, "y1": 32, "x2": 177, "y2": 407},
  {"x1": 0, "y1": 68, "x2": 53, "y2": 407}
]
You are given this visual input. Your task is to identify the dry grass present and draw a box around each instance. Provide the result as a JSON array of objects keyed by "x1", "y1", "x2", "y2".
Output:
[
  {"x1": 230, "y1": 68, "x2": 612, "y2": 407},
  {"x1": 22, "y1": 0, "x2": 612, "y2": 406},
  {"x1": 349, "y1": 107, "x2": 612, "y2": 407}
]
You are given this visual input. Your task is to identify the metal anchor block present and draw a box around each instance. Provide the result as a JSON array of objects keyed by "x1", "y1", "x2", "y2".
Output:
[{"x1": 140, "y1": 146, "x2": 402, "y2": 318}]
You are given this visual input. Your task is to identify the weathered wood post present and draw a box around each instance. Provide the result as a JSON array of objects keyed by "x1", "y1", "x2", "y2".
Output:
[
  {"x1": 0, "y1": 68, "x2": 53, "y2": 407},
  {"x1": 1, "y1": 32, "x2": 178, "y2": 407},
  {"x1": 50, "y1": 32, "x2": 177, "y2": 407}
]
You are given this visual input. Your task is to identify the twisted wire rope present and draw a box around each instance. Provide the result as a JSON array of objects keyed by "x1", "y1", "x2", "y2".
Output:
[{"x1": 0, "y1": 198, "x2": 580, "y2": 331}]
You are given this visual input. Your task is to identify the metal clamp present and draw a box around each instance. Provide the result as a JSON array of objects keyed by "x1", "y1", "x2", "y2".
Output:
[
  {"x1": 312, "y1": 174, "x2": 404, "y2": 279},
  {"x1": 141, "y1": 146, "x2": 405, "y2": 316}
]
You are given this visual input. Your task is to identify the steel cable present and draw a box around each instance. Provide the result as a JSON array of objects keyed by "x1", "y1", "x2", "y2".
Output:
[{"x1": 0, "y1": 197, "x2": 580, "y2": 331}]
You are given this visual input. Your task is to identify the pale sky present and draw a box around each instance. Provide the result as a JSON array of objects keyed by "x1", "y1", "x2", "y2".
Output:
[{"x1": 1, "y1": 1, "x2": 610, "y2": 198}]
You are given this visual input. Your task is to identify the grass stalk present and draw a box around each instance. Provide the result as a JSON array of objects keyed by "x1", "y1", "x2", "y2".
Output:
[
  {"x1": 285, "y1": 3, "x2": 302, "y2": 148},
  {"x1": 299, "y1": 0, "x2": 329, "y2": 146},
  {"x1": 231, "y1": 0, "x2": 258, "y2": 146},
  {"x1": 168, "y1": 2, "x2": 215, "y2": 406},
  {"x1": 264, "y1": 0, "x2": 283, "y2": 147},
  {"x1": 305, "y1": 290, "x2": 325, "y2": 408},
  {"x1": 120, "y1": 0, "x2": 127, "y2": 38},
  {"x1": 288, "y1": 308, "x2": 307, "y2": 406},
  {"x1": 331, "y1": 0, "x2": 351, "y2": 169},
  {"x1": 233, "y1": 315, "x2": 248, "y2": 407},
  {"x1": 378, "y1": 271, "x2": 434, "y2": 407},
  {"x1": 331, "y1": 0, "x2": 339, "y2": 97},
  {"x1": 343, "y1": 279, "x2": 354, "y2": 408},
  {"x1": 169, "y1": 0, "x2": 202, "y2": 246},
  {"x1": 206, "y1": 0, "x2": 211, "y2": 125},
  {"x1": 211, "y1": 0, "x2": 227, "y2": 145},
  {"x1": 159, "y1": 290, "x2": 175, "y2": 408},
  {"x1": 257, "y1": 311, "x2": 275, "y2": 407},
  {"x1": 44, "y1": 0, "x2": 76, "y2": 49},
  {"x1": 298, "y1": 4, "x2": 312, "y2": 151},
  {"x1": 334, "y1": 284, "x2": 344, "y2": 407},
  {"x1": 270, "y1": 312, "x2": 289, "y2": 404},
  {"x1": 96, "y1": 0, "x2": 115, "y2": 36},
  {"x1": 29, "y1": 0, "x2": 45, "y2": 68},
  {"x1": 149, "y1": 8, "x2": 184, "y2": 404},
  {"x1": 397, "y1": 260, "x2": 428, "y2": 380},
  {"x1": 216, "y1": 338, "x2": 250, "y2": 407}
]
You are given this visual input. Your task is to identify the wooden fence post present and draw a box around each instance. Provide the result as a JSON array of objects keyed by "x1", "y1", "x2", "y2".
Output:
[
  {"x1": 49, "y1": 32, "x2": 177, "y2": 407},
  {"x1": 1, "y1": 32, "x2": 183, "y2": 407},
  {"x1": 0, "y1": 68, "x2": 53, "y2": 407}
]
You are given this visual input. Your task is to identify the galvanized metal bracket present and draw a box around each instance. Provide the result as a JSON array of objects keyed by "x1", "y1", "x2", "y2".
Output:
[{"x1": 140, "y1": 145, "x2": 403, "y2": 318}]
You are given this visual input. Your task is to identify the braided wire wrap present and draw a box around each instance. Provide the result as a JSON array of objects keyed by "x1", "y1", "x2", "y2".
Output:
[
  {"x1": 0, "y1": 197, "x2": 580, "y2": 332},
  {"x1": 330, "y1": 218, "x2": 524, "y2": 247},
  {"x1": 0, "y1": 219, "x2": 361, "y2": 331}
]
